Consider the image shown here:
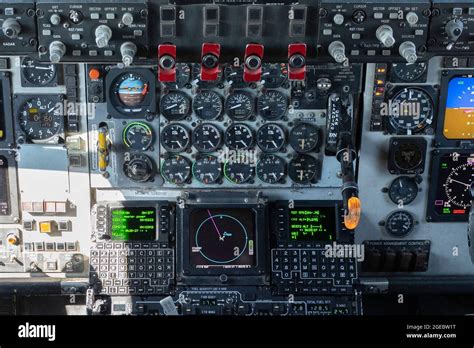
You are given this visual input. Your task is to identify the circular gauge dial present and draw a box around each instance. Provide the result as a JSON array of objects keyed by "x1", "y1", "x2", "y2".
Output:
[
  {"x1": 225, "y1": 92, "x2": 254, "y2": 120},
  {"x1": 161, "y1": 155, "x2": 191, "y2": 185},
  {"x1": 225, "y1": 124, "x2": 254, "y2": 150},
  {"x1": 160, "y1": 91, "x2": 191, "y2": 121},
  {"x1": 193, "y1": 90, "x2": 223, "y2": 120},
  {"x1": 224, "y1": 158, "x2": 254, "y2": 184},
  {"x1": 160, "y1": 124, "x2": 190, "y2": 153},
  {"x1": 257, "y1": 154, "x2": 286, "y2": 184},
  {"x1": 289, "y1": 123, "x2": 320, "y2": 153},
  {"x1": 256, "y1": 123, "x2": 286, "y2": 152},
  {"x1": 115, "y1": 73, "x2": 149, "y2": 107},
  {"x1": 123, "y1": 122, "x2": 153, "y2": 151},
  {"x1": 444, "y1": 162, "x2": 474, "y2": 209},
  {"x1": 224, "y1": 64, "x2": 247, "y2": 87},
  {"x1": 18, "y1": 96, "x2": 62, "y2": 141},
  {"x1": 192, "y1": 123, "x2": 221, "y2": 153},
  {"x1": 262, "y1": 63, "x2": 288, "y2": 88},
  {"x1": 258, "y1": 90, "x2": 288, "y2": 120},
  {"x1": 389, "y1": 88, "x2": 434, "y2": 134},
  {"x1": 385, "y1": 210, "x2": 415, "y2": 237},
  {"x1": 388, "y1": 176, "x2": 419, "y2": 205},
  {"x1": 194, "y1": 212, "x2": 249, "y2": 264},
  {"x1": 21, "y1": 57, "x2": 57, "y2": 86},
  {"x1": 288, "y1": 154, "x2": 318, "y2": 184},
  {"x1": 123, "y1": 153, "x2": 154, "y2": 183},
  {"x1": 192, "y1": 155, "x2": 222, "y2": 184},
  {"x1": 394, "y1": 143, "x2": 423, "y2": 171},
  {"x1": 392, "y1": 63, "x2": 427, "y2": 82}
]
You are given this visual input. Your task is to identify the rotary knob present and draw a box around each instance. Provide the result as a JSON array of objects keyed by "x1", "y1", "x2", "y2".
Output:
[
  {"x1": 120, "y1": 41, "x2": 137, "y2": 66},
  {"x1": 95, "y1": 25, "x2": 112, "y2": 48},
  {"x1": 122, "y1": 12, "x2": 134, "y2": 26},
  {"x1": 399, "y1": 41, "x2": 418, "y2": 63},
  {"x1": 445, "y1": 19, "x2": 464, "y2": 42},
  {"x1": 2, "y1": 18, "x2": 21, "y2": 39},
  {"x1": 328, "y1": 41, "x2": 347, "y2": 64},
  {"x1": 49, "y1": 41, "x2": 66, "y2": 63},
  {"x1": 376, "y1": 25, "x2": 395, "y2": 48}
]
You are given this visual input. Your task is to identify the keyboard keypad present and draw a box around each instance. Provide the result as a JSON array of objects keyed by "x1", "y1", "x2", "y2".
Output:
[{"x1": 90, "y1": 242, "x2": 174, "y2": 295}]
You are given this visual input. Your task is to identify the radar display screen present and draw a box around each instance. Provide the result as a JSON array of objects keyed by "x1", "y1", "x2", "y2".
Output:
[
  {"x1": 288, "y1": 207, "x2": 336, "y2": 241},
  {"x1": 444, "y1": 77, "x2": 474, "y2": 140},
  {"x1": 110, "y1": 207, "x2": 156, "y2": 240},
  {"x1": 0, "y1": 156, "x2": 10, "y2": 216},
  {"x1": 429, "y1": 151, "x2": 474, "y2": 222},
  {"x1": 189, "y1": 208, "x2": 256, "y2": 269}
]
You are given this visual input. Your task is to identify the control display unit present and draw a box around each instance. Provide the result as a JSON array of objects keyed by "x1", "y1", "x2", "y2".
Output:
[
  {"x1": 110, "y1": 207, "x2": 156, "y2": 241},
  {"x1": 288, "y1": 207, "x2": 336, "y2": 241}
]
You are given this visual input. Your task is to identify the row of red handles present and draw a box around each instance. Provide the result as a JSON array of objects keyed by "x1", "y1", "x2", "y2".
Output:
[{"x1": 158, "y1": 43, "x2": 307, "y2": 83}]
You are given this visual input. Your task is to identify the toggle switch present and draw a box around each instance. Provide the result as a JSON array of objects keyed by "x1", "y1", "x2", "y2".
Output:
[
  {"x1": 200, "y1": 43, "x2": 221, "y2": 81},
  {"x1": 158, "y1": 44, "x2": 177, "y2": 83},
  {"x1": 288, "y1": 43, "x2": 307, "y2": 81},
  {"x1": 243, "y1": 43, "x2": 264, "y2": 83}
]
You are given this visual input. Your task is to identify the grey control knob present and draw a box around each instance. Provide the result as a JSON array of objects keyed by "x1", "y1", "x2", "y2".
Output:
[
  {"x1": 333, "y1": 13, "x2": 344, "y2": 25},
  {"x1": 328, "y1": 41, "x2": 347, "y2": 64},
  {"x1": 399, "y1": 41, "x2": 418, "y2": 63},
  {"x1": 95, "y1": 25, "x2": 112, "y2": 48},
  {"x1": 406, "y1": 11, "x2": 419, "y2": 26},
  {"x1": 49, "y1": 41, "x2": 66, "y2": 63},
  {"x1": 2, "y1": 18, "x2": 21, "y2": 39},
  {"x1": 121, "y1": 42, "x2": 137, "y2": 66},
  {"x1": 445, "y1": 19, "x2": 464, "y2": 42},
  {"x1": 122, "y1": 12, "x2": 134, "y2": 26},
  {"x1": 50, "y1": 14, "x2": 61, "y2": 26},
  {"x1": 376, "y1": 25, "x2": 395, "y2": 48}
]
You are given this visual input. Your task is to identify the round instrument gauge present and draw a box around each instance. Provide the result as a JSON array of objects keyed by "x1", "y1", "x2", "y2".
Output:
[
  {"x1": 256, "y1": 123, "x2": 286, "y2": 152},
  {"x1": 385, "y1": 210, "x2": 415, "y2": 237},
  {"x1": 392, "y1": 63, "x2": 427, "y2": 82},
  {"x1": 194, "y1": 211, "x2": 249, "y2": 264},
  {"x1": 257, "y1": 154, "x2": 286, "y2": 184},
  {"x1": 192, "y1": 123, "x2": 222, "y2": 153},
  {"x1": 258, "y1": 90, "x2": 288, "y2": 120},
  {"x1": 115, "y1": 73, "x2": 149, "y2": 107},
  {"x1": 289, "y1": 123, "x2": 320, "y2": 153},
  {"x1": 224, "y1": 64, "x2": 247, "y2": 87},
  {"x1": 388, "y1": 176, "x2": 419, "y2": 206},
  {"x1": 261, "y1": 63, "x2": 288, "y2": 88},
  {"x1": 225, "y1": 92, "x2": 254, "y2": 120},
  {"x1": 160, "y1": 91, "x2": 191, "y2": 121},
  {"x1": 224, "y1": 124, "x2": 254, "y2": 150},
  {"x1": 394, "y1": 143, "x2": 423, "y2": 171},
  {"x1": 161, "y1": 155, "x2": 191, "y2": 185},
  {"x1": 288, "y1": 154, "x2": 318, "y2": 184},
  {"x1": 389, "y1": 87, "x2": 434, "y2": 134},
  {"x1": 21, "y1": 57, "x2": 57, "y2": 86},
  {"x1": 123, "y1": 153, "x2": 154, "y2": 183},
  {"x1": 160, "y1": 124, "x2": 190, "y2": 153},
  {"x1": 123, "y1": 122, "x2": 153, "y2": 151},
  {"x1": 192, "y1": 155, "x2": 222, "y2": 184},
  {"x1": 193, "y1": 90, "x2": 223, "y2": 120},
  {"x1": 18, "y1": 96, "x2": 62, "y2": 141},
  {"x1": 224, "y1": 157, "x2": 254, "y2": 184},
  {"x1": 444, "y1": 162, "x2": 474, "y2": 209}
]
